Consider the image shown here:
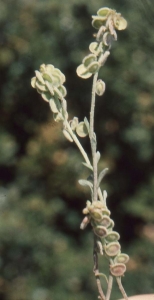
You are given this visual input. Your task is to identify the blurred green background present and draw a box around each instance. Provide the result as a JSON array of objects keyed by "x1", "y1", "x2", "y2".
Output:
[{"x1": 0, "y1": 0, "x2": 154, "y2": 299}]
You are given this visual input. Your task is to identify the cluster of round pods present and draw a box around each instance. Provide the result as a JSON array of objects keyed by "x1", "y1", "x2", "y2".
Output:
[{"x1": 81, "y1": 199, "x2": 129, "y2": 277}]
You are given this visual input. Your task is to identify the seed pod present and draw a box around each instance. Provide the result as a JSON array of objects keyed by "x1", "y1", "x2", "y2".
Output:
[
  {"x1": 113, "y1": 15, "x2": 127, "y2": 30},
  {"x1": 87, "y1": 62, "x2": 99, "y2": 74},
  {"x1": 105, "y1": 231, "x2": 120, "y2": 243},
  {"x1": 70, "y1": 117, "x2": 79, "y2": 131},
  {"x1": 89, "y1": 42, "x2": 101, "y2": 55},
  {"x1": 110, "y1": 263, "x2": 126, "y2": 277},
  {"x1": 76, "y1": 122, "x2": 89, "y2": 137},
  {"x1": 114, "y1": 253, "x2": 129, "y2": 264},
  {"x1": 100, "y1": 215, "x2": 111, "y2": 227},
  {"x1": 96, "y1": 79, "x2": 106, "y2": 96},
  {"x1": 90, "y1": 209, "x2": 103, "y2": 221},
  {"x1": 93, "y1": 225, "x2": 107, "y2": 238},
  {"x1": 97, "y1": 7, "x2": 111, "y2": 17},
  {"x1": 105, "y1": 242, "x2": 121, "y2": 257},
  {"x1": 92, "y1": 16, "x2": 107, "y2": 29},
  {"x1": 76, "y1": 64, "x2": 92, "y2": 79},
  {"x1": 107, "y1": 219, "x2": 114, "y2": 230},
  {"x1": 83, "y1": 54, "x2": 97, "y2": 67}
]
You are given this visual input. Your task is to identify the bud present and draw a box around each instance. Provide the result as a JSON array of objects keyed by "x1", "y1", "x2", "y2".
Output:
[{"x1": 76, "y1": 122, "x2": 89, "y2": 138}]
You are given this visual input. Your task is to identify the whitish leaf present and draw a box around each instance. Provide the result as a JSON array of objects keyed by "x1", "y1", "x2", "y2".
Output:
[
  {"x1": 82, "y1": 162, "x2": 93, "y2": 170},
  {"x1": 84, "y1": 117, "x2": 90, "y2": 132},
  {"x1": 97, "y1": 168, "x2": 108, "y2": 187},
  {"x1": 78, "y1": 179, "x2": 93, "y2": 189},
  {"x1": 49, "y1": 98, "x2": 59, "y2": 113},
  {"x1": 78, "y1": 179, "x2": 93, "y2": 196},
  {"x1": 96, "y1": 151, "x2": 101, "y2": 163},
  {"x1": 63, "y1": 129, "x2": 73, "y2": 142},
  {"x1": 35, "y1": 70, "x2": 45, "y2": 84},
  {"x1": 31, "y1": 77, "x2": 36, "y2": 88}
]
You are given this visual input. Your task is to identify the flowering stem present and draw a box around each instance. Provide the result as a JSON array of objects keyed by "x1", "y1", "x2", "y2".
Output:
[
  {"x1": 93, "y1": 236, "x2": 106, "y2": 300},
  {"x1": 89, "y1": 72, "x2": 99, "y2": 202}
]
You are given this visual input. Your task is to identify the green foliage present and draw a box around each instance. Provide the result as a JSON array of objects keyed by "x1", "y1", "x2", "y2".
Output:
[{"x1": 0, "y1": 0, "x2": 154, "y2": 299}]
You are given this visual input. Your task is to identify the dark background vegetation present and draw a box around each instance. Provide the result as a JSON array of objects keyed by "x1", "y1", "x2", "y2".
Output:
[{"x1": 0, "y1": 0, "x2": 154, "y2": 299}]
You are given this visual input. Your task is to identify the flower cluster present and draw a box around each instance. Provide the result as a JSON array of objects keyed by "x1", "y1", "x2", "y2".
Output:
[
  {"x1": 31, "y1": 64, "x2": 67, "y2": 122},
  {"x1": 81, "y1": 197, "x2": 129, "y2": 277},
  {"x1": 76, "y1": 7, "x2": 127, "y2": 80},
  {"x1": 92, "y1": 7, "x2": 127, "y2": 32}
]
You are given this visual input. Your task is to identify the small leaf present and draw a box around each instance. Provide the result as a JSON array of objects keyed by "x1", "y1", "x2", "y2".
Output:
[
  {"x1": 82, "y1": 162, "x2": 93, "y2": 170},
  {"x1": 98, "y1": 168, "x2": 108, "y2": 187},
  {"x1": 63, "y1": 129, "x2": 73, "y2": 142},
  {"x1": 84, "y1": 117, "x2": 90, "y2": 132},
  {"x1": 53, "y1": 68, "x2": 66, "y2": 84},
  {"x1": 35, "y1": 81, "x2": 48, "y2": 92},
  {"x1": 31, "y1": 77, "x2": 36, "y2": 88},
  {"x1": 45, "y1": 64, "x2": 54, "y2": 74},
  {"x1": 96, "y1": 151, "x2": 101, "y2": 163},
  {"x1": 35, "y1": 70, "x2": 45, "y2": 84},
  {"x1": 42, "y1": 72, "x2": 53, "y2": 83},
  {"x1": 58, "y1": 85, "x2": 67, "y2": 98},
  {"x1": 42, "y1": 91, "x2": 51, "y2": 102},
  {"x1": 45, "y1": 81, "x2": 54, "y2": 95},
  {"x1": 78, "y1": 179, "x2": 93, "y2": 189},
  {"x1": 76, "y1": 122, "x2": 89, "y2": 137},
  {"x1": 49, "y1": 98, "x2": 59, "y2": 113}
]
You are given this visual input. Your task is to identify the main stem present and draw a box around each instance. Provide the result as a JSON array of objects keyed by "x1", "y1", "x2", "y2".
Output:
[{"x1": 89, "y1": 72, "x2": 99, "y2": 202}]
